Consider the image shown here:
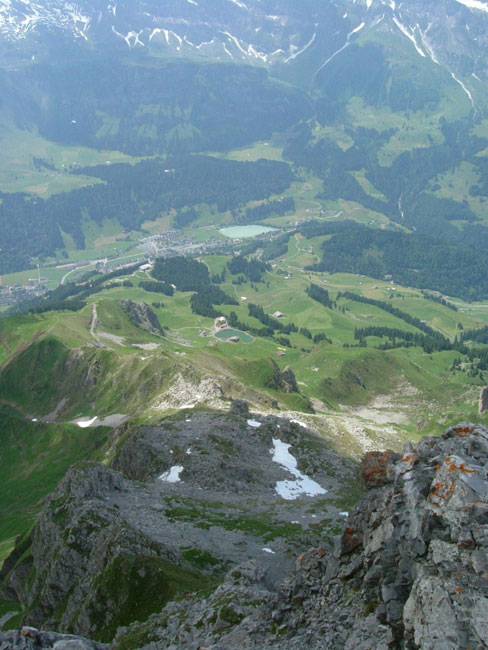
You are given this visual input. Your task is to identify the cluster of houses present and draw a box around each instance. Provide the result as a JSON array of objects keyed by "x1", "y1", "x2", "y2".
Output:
[
  {"x1": 0, "y1": 279, "x2": 48, "y2": 308},
  {"x1": 141, "y1": 231, "x2": 233, "y2": 260}
]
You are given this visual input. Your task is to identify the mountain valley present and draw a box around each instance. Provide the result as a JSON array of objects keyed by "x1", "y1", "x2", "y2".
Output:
[{"x1": 1, "y1": 0, "x2": 488, "y2": 648}]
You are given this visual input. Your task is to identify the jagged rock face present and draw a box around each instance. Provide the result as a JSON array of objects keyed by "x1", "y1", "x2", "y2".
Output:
[
  {"x1": 266, "y1": 362, "x2": 299, "y2": 394},
  {"x1": 120, "y1": 300, "x2": 163, "y2": 337},
  {"x1": 1, "y1": 409, "x2": 355, "y2": 644},
  {"x1": 4, "y1": 421, "x2": 488, "y2": 649},
  {"x1": 114, "y1": 423, "x2": 488, "y2": 649}
]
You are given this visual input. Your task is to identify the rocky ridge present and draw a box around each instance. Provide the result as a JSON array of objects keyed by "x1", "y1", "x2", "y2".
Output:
[
  {"x1": 2, "y1": 421, "x2": 488, "y2": 648},
  {"x1": 0, "y1": 403, "x2": 355, "y2": 644},
  {"x1": 115, "y1": 423, "x2": 488, "y2": 648}
]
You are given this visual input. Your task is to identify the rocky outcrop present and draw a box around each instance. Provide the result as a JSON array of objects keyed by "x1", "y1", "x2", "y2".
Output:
[
  {"x1": 120, "y1": 300, "x2": 163, "y2": 336},
  {"x1": 5, "y1": 420, "x2": 488, "y2": 649},
  {"x1": 266, "y1": 361, "x2": 299, "y2": 394},
  {"x1": 114, "y1": 422, "x2": 488, "y2": 649},
  {"x1": 259, "y1": 422, "x2": 488, "y2": 650},
  {"x1": 1, "y1": 408, "x2": 355, "y2": 644}
]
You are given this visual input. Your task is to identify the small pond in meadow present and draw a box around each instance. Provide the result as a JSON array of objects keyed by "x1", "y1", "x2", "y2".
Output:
[{"x1": 215, "y1": 328, "x2": 254, "y2": 344}]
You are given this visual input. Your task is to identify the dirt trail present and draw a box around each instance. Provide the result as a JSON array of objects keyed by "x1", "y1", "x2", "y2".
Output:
[{"x1": 90, "y1": 303, "x2": 98, "y2": 338}]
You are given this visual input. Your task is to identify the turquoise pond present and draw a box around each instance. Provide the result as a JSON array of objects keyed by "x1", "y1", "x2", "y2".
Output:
[
  {"x1": 219, "y1": 225, "x2": 277, "y2": 239},
  {"x1": 215, "y1": 328, "x2": 254, "y2": 343}
]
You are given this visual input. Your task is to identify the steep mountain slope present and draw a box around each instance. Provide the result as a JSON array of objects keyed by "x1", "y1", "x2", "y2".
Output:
[
  {"x1": 2, "y1": 422, "x2": 487, "y2": 649},
  {"x1": 1, "y1": 0, "x2": 488, "y2": 85},
  {"x1": 0, "y1": 407, "x2": 357, "y2": 641}
]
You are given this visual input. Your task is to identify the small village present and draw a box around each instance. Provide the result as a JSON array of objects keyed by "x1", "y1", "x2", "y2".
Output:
[
  {"x1": 0, "y1": 276, "x2": 49, "y2": 308},
  {"x1": 0, "y1": 225, "x2": 286, "y2": 310}
]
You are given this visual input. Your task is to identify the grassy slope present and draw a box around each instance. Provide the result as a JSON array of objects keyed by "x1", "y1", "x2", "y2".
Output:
[
  {"x1": 2, "y1": 230, "x2": 488, "y2": 562},
  {"x1": 0, "y1": 405, "x2": 110, "y2": 563},
  {"x1": 0, "y1": 118, "x2": 141, "y2": 198}
]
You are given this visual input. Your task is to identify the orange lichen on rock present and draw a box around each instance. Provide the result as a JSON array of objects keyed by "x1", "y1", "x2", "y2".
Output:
[
  {"x1": 445, "y1": 457, "x2": 478, "y2": 475},
  {"x1": 430, "y1": 479, "x2": 456, "y2": 503},
  {"x1": 341, "y1": 527, "x2": 362, "y2": 555},
  {"x1": 401, "y1": 453, "x2": 418, "y2": 467},
  {"x1": 452, "y1": 425, "x2": 476, "y2": 437},
  {"x1": 361, "y1": 451, "x2": 397, "y2": 488}
]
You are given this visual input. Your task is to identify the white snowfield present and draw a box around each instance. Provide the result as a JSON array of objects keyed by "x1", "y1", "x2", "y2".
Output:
[
  {"x1": 75, "y1": 416, "x2": 98, "y2": 429},
  {"x1": 270, "y1": 439, "x2": 327, "y2": 501},
  {"x1": 455, "y1": 0, "x2": 488, "y2": 12},
  {"x1": 159, "y1": 465, "x2": 184, "y2": 483}
]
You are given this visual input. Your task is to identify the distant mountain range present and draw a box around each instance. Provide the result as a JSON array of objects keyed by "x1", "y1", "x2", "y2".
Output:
[
  {"x1": 2, "y1": 0, "x2": 488, "y2": 278},
  {"x1": 1, "y1": 0, "x2": 488, "y2": 98}
]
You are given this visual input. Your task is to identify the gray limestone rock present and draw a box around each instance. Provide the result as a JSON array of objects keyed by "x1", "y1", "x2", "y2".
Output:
[
  {"x1": 1, "y1": 409, "x2": 354, "y2": 645},
  {"x1": 116, "y1": 422, "x2": 488, "y2": 649},
  {"x1": 4, "y1": 420, "x2": 488, "y2": 649}
]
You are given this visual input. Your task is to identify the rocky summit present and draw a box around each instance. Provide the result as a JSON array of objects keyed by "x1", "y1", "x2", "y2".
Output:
[
  {"x1": 0, "y1": 404, "x2": 356, "y2": 646},
  {"x1": 2, "y1": 419, "x2": 488, "y2": 649}
]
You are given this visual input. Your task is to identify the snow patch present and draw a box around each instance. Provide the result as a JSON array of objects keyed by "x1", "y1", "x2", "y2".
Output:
[
  {"x1": 393, "y1": 18, "x2": 426, "y2": 58},
  {"x1": 315, "y1": 22, "x2": 365, "y2": 76},
  {"x1": 247, "y1": 419, "x2": 262, "y2": 429},
  {"x1": 159, "y1": 465, "x2": 184, "y2": 483},
  {"x1": 455, "y1": 0, "x2": 488, "y2": 12},
  {"x1": 451, "y1": 72, "x2": 475, "y2": 107},
  {"x1": 75, "y1": 416, "x2": 98, "y2": 429},
  {"x1": 284, "y1": 31, "x2": 317, "y2": 63},
  {"x1": 270, "y1": 439, "x2": 327, "y2": 501},
  {"x1": 227, "y1": 0, "x2": 248, "y2": 9}
]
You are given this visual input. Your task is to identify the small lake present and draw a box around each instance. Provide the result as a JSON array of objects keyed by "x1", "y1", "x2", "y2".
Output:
[
  {"x1": 219, "y1": 225, "x2": 277, "y2": 239},
  {"x1": 215, "y1": 328, "x2": 254, "y2": 344}
]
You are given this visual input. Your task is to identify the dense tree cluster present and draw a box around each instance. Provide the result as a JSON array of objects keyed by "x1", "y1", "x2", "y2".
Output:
[
  {"x1": 11, "y1": 264, "x2": 141, "y2": 315},
  {"x1": 173, "y1": 208, "x2": 198, "y2": 230},
  {"x1": 152, "y1": 257, "x2": 210, "y2": 292},
  {"x1": 26, "y1": 58, "x2": 309, "y2": 156},
  {"x1": 354, "y1": 326, "x2": 454, "y2": 354},
  {"x1": 190, "y1": 285, "x2": 238, "y2": 318},
  {"x1": 238, "y1": 198, "x2": 295, "y2": 224},
  {"x1": 227, "y1": 311, "x2": 274, "y2": 339},
  {"x1": 152, "y1": 256, "x2": 237, "y2": 318},
  {"x1": 421, "y1": 291, "x2": 458, "y2": 312},
  {"x1": 227, "y1": 256, "x2": 269, "y2": 282},
  {"x1": 306, "y1": 284, "x2": 334, "y2": 309},
  {"x1": 461, "y1": 326, "x2": 488, "y2": 344},
  {"x1": 338, "y1": 291, "x2": 445, "y2": 340},
  {"x1": 248, "y1": 303, "x2": 298, "y2": 335}
]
